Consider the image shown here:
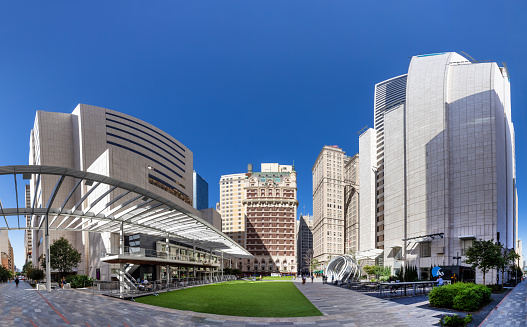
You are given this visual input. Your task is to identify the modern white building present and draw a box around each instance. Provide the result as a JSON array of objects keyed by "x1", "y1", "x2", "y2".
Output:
[{"x1": 359, "y1": 52, "x2": 517, "y2": 284}]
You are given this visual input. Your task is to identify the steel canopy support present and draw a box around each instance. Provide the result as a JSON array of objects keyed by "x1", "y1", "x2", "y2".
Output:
[
  {"x1": 119, "y1": 221, "x2": 124, "y2": 296},
  {"x1": 166, "y1": 234, "x2": 170, "y2": 291},
  {"x1": 45, "y1": 214, "x2": 51, "y2": 292}
]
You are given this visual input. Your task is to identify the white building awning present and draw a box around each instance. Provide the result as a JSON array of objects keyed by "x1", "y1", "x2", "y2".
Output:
[{"x1": 355, "y1": 249, "x2": 384, "y2": 260}]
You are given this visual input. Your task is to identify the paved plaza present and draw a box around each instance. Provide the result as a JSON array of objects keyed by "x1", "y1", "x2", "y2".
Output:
[
  {"x1": 480, "y1": 280, "x2": 527, "y2": 326},
  {"x1": 0, "y1": 278, "x2": 524, "y2": 326}
]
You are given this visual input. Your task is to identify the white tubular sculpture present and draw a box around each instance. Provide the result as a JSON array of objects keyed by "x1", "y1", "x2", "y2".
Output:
[{"x1": 326, "y1": 254, "x2": 362, "y2": 283}]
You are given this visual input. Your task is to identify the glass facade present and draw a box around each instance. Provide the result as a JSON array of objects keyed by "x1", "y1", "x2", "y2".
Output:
[{"x1": 193, "y1": 171, "x2": 209, "y2": 210}]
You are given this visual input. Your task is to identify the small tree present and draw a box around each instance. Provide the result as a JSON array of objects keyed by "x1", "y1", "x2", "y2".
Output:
[
  {"x1": 303, "y1": 249, "x2": 317, "y2": 275},
  {"x1": 49, "y1": 237, "x2": 82, "y2": 279},
  {"x1": 22, "y1": 261, "x2": 33, "y2": 277},
  {"x1": 0, "y1": 265, "x2": 13, "y2": 282},
  {"x1": 464, "y1": 239, "x2": 502, "y2": 285},
  {"x1": 29, "y1": 268, "x2": 44, "y2": 281},
  {"x1": 310, "y1": 259, "x2": 319, "y2": 275}
]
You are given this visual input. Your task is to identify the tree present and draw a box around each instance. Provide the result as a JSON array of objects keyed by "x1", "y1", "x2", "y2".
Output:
[
  {"x1": 310, "y1": 259, "x2": 320, "y2": 275},
  {"x1": 48, "y1": 237, "x2": 82, "y2": 279},
  {"x1": 303, "y1": 249, "x2": 319, "y2": 275},
  {"x1": 0, "y1": 265, "x2": 13, "y2": 282},
  {"x1": 29, "y1": 268, "x2": 44, "y2": 281},
  {"x1": 22, "y1": 261, "x2": 33, "y2": 277},
  {"x1": 464, "y1": 239, "x2": 502, "y2": 285}
]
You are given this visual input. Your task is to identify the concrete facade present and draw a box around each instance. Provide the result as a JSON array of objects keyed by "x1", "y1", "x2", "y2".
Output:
[
  {"x1": 359, "y1": 52, "x2": 517, "y2": 284},
  {"x1": 343, "y1": 154, "x2": 359, "y2": 253},
  {"x1": 199, "y1": 208, "x2": 222, "y2": 231},
  {"x1": 28, "y1": 104, "x2": 198, "y2": 281},
  {"x1": 219, "y1": 173, "x2": 247, "y2": 248},
  {"x1": 312, "y1": 146, "x2": 359, "y2": 269}
]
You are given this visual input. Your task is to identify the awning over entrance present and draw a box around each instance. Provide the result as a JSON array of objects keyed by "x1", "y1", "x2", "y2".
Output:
[{"x1": 354, "y1": 249, "x2": 384, "y2": 260}]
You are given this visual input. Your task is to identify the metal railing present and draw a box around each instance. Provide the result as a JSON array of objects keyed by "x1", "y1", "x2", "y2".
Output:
[
  {"x1": 101, "y1": 247, "x2": 220, "y2": 265},
  {"x1": 94, "y1": 275, "x2": 237, "y2": 300}
]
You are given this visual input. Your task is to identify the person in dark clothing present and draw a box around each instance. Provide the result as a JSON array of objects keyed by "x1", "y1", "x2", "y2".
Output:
[{"x1": 14, "y1": 277, "x2": 19, "y2": 288}]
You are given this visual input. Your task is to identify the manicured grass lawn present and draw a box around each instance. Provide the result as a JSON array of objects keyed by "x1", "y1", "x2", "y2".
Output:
[
  {"x1": 135, "y1": 280, "x2": 322, "y2": 317},
  {"x1": 262, "y1": 276, "x2": 293, "y2": 280}
]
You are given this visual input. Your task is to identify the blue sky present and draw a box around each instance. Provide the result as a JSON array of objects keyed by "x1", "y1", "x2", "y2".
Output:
[{"x1": 0, "y1": 1, "x2": 526, "y2": 270}]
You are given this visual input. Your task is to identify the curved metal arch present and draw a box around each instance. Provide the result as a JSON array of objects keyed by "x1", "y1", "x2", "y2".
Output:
[
  {"x1": 326, "y1": 254, "x2": 362, "y2": 283},
  {"x1": 0, "y1": 165, "x2": 252, "y2": 258}
]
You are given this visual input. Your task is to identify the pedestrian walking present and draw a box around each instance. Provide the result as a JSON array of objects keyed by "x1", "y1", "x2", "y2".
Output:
[
  {"x1": 15, "y1": 276, "x2": 19, "y2": 288},
  {"x1": 311, "y1": 275, "x2": 314, "y2": 283},
  {"x1": 331, "y1": 275, "x2": 334, "y2": 284}
]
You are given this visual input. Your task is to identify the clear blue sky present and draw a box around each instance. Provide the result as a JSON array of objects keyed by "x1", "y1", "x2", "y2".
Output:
[{"x1": 1, "y1": 1, "x2": 526, "y2": 270}]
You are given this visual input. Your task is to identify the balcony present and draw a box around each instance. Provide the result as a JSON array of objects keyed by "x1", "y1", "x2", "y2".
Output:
[{"x1": 100, "y1": 247, "x2": 220, "y2": 268}]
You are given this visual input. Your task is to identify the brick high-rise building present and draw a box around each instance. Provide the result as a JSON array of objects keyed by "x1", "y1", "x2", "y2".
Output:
[
  {"x1": 243, "y1": 163, "x2": 298, "y2": 275},
  {"x1": 0, "y1": 230, "x2": 14, "y2": 274}
]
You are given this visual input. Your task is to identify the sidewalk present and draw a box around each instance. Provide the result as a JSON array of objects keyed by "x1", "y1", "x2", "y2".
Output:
[
  {"x1": 480, "y1": 281, "x2": 527, "y2": 326},
  {"x1": 293, "y1": 277, "x2": 452, "y2": 326}
]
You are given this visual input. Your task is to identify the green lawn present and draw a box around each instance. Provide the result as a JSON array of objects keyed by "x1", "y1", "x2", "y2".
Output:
[
  {"x1": 135, "y1": 280, "x2": 322, "y2": 317},
  {"x1": 262, "y1": 276, "x2": 293, "y2": 280}
]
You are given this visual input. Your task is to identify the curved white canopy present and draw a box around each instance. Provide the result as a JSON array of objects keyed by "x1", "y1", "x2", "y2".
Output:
[{"x1": 0, "y1": 165, "x2": 252, "y2": 258}]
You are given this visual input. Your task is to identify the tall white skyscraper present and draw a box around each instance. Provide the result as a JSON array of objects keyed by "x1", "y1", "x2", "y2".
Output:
[{"x1": 359, "y1": 52, "x2": 516, "y2": 284}]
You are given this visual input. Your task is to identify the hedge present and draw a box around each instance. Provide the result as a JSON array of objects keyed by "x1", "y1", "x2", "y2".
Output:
[
  {"x1": 429, "y1": 283, "x2": 491, "y2": 311},
  {"x1": 65, "y1": 275, "x2": 94, "y2": 288}
]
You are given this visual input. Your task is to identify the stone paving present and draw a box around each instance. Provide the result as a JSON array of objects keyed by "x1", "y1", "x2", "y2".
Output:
[
  {"x1": 481, "y1": 281, "x2": 527, "y2": 326},
  {"x1": 0, "y1": 278, "x2": 503, "y2": 326}
]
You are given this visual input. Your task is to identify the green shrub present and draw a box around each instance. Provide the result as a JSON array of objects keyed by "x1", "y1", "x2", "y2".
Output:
[
  {"x1": 378, "y1": 275, "x2": 389, "y2": 282},
  {"x1": 452, "y1": 289, "x2": 481, "y2": 311},
  {"x1": 429, "y1": 285, "x2": 458, "y2": 308},
  {"x1": 430, "y1": 283, "x2": 490, "y2": 311},
  {"x1": 472, "y1": 284, "x2": 491, "y2": 302},
  {"x1": 439, "y1": 314, "x2": 472, "y2": 326},
  {"x1": 29, "y1": 268, "x2": 44, "y2": 281},
  {"x1": 487, "y1": 283, "x2": 503, "y2": 293},
  {"x1": 65, "y1": 275, "x2": 94, "y2": 288}
]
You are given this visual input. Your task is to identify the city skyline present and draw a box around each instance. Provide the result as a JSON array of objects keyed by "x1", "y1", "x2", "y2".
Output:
[{"x1": 1, "y1": 2, "x2": 526, "y2": 270}]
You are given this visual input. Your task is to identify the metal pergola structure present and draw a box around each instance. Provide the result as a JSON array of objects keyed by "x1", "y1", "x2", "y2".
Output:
[{"x1": 0, "y1": 165, "x2": 252, "y2": 292}]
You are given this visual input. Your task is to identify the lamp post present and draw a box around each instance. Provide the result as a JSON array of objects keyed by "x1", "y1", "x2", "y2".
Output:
[{"x1": 453, "y1": 252, "x2": 461, "y2": 266}]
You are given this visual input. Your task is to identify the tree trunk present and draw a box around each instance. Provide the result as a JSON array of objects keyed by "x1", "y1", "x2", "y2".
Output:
[{"x1": 482, "y1": 270, "x2": 486, "y2": 285}]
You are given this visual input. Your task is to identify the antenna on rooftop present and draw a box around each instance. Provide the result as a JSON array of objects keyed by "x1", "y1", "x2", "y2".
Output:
[
  {"x1": 502, "y1": 62, "x2": 510, "y2": 81},
  {"x1": 461, "y1": 51, "x2": 477, "y2": 62},
  {"x1": 356, "y1": 125, "x2": 368, "y2": 135}
]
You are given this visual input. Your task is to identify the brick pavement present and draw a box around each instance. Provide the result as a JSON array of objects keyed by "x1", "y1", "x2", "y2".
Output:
[
  {"x1": 480, "y1": 281, "x2": 527, "y2": 326},
  {"x1": 0, "y1": 279, "x2": 468, "y2": 326}
]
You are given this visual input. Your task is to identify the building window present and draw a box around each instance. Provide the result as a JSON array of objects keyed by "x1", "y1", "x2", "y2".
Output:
[
  {"x1": 461, "y1": 240, "x2": 473, "y2": 256},
  {"x1": 420, "y1": 242, "x2": 431, "y2": 258}
]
